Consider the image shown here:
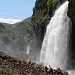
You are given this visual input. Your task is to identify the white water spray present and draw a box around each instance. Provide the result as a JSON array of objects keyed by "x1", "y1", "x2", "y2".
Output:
[
  {"x1": 40, "y1": 1, "x2": 70, "y2": 69},
  {"x1": 26, "y1": 46, "x2": 30, "y2": 54}
]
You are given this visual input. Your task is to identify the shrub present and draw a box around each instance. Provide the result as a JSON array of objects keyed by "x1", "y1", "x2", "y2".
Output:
[{"x1": 0, "y1": 68, "x2": 5, "y2": 74}]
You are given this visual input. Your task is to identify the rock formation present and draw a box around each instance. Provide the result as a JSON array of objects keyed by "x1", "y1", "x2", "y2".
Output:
[{"x1": 68, "y1": 0, "x2": 75, "y2": 69}]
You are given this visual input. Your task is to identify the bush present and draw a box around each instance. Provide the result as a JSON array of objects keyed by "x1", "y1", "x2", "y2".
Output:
[
  {"x1": 47, "y1": 0, "x2": 60, "y2": 15},
  {"x1": 0, "y1": 68, "x2": 6, "y2": 75},
  {"x1": 47, "y1": 0, "x2": 53, "y2": 15}
]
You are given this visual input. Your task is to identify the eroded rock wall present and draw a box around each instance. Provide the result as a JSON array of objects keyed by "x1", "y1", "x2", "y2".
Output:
[{"x1": 68, "y1": 0, "x2": 75, "y2": 68}]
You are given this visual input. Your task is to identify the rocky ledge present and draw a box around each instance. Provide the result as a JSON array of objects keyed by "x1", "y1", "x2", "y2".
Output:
[{"x1": 0, "y1": 52, "x2": 69, "y2": 75}]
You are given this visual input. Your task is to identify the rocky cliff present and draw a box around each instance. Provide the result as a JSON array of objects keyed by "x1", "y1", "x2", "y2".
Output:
[
  {"x1": 31, "y1": 0, "x2": 61, "y2": 40},
  {"x1": 68, "y1": 0, "x2": 75, "y2": 68}
]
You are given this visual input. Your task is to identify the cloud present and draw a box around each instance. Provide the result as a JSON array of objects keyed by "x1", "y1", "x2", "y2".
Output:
[{"x1": 0, "y1": 18, "x2": 22, "y2": 24}]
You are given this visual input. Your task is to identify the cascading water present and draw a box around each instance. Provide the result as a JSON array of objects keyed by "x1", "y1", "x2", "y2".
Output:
[
  {"x1": 40, "y1": 1, "x2": 70, "y2": 70},
  {"x1": 26, "y1": 45, "x2": 30, "y2": 54}
]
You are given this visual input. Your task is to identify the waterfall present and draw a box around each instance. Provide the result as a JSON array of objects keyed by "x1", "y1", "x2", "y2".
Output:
[
  {"x1": 40, "y1": 1, "x2": 70, "y2": 70},
  {"x1": 26, "y1": 45, "x2": 30, "y2": 54}
]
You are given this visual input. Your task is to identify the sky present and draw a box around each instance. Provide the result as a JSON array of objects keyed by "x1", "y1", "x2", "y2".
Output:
[{"x1": 0, "y1": 0, "x2": 35, "y2": 20}]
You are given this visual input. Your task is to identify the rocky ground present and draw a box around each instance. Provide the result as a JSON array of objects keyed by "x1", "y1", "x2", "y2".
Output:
[{"x1": 0, "y1": 51, "x2": 69, "y2": 75}]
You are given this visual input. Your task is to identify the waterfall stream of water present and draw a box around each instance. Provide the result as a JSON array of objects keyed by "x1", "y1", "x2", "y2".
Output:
[{"x1": 40, "y1": 1, "x2": 70, "y2": 70}]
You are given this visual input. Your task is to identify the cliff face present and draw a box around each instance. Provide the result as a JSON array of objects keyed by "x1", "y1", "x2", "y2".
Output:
[
  {"x1": 31, "y1": 0, "x2": 61, "y2": 41},
  {"x1": 31, "y1": 0, "x2": 48, "y2": 40},
  {"x1": 68, "y1": 0, "x2": 75, "y2": 24},
  {"x1": 68, "y1": 0, "x2": 75, "y2": 66}
]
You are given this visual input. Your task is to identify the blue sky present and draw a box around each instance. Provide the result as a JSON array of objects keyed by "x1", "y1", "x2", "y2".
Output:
[{"x1": 0, "y1": 0, "x2": 35, "y2": 20}]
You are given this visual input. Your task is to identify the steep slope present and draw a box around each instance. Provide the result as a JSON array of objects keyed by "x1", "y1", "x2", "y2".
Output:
[
  {"x1": 0, "y1": 17, "x2": 35, "y2": 61},
  {"x1": 0, "y1": 23, "x2": 18, "y2": 57}
]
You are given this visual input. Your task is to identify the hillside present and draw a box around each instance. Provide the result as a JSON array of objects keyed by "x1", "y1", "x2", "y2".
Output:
[{"x1": 0, "y1": 17, "x2": 36, "y2": 61}]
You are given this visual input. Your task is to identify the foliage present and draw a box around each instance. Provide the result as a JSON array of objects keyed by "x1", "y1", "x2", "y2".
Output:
[
  {"x1": 47, "y1": 0, "x2": 53, "y2": 15},
  {"x1": 42, "y1": 15, "x2": 49, "y2": 27},
  {"x1": 52, "y1": 0, "x2": 60, "y2": 6},
  {"x1": 11, "y1": 17, "x2": 34, "y2": 49},
  {"x1": 0, "y1": 17, "x2": 34, "y2": 53},
  {"x1": 42, "y1": 15, "x2": 48, "y2": 23},
  {"x1": 0, "y1": 23, "x2": 6, "y2": 30},
  {"x1": 32, "y1": 7, "x2": 35, "y2": 11},
  {"x1": 47, "y1": 0, "x2": 60, "y2": 15},
  {"x1": 0, "y1": 68, "x2": 5, "y2": 75}
]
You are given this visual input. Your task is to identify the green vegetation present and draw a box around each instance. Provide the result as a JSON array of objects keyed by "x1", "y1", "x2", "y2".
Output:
[
  {"x1": 0, "y1": 17, "x2": 34, "y2": 54},
  {"x1": 41, "y1": 0, "x2": 60, "y2": 33},
  {"x1": 12, "y1": 17, "x2": 34, "y2": 46},
  {"x1": 41, "y1": 15, "x2": 49, "y2": 30},
  {"x1": 0, "y1": 23, "x2": 6, "y2": 30},
  {"x1": 47, "y1": 0, "x2": 60, "y2": 15},
  {"x1": 52, "y1": 0, "x2": 60, "y2": 4},
  {"x1": 0, "y1": 68, "x2": 5, "y2": 75},
  {"x1": 47, "y1": 0, "x2": 53, "y2": 15},
  {"x1": 42, "y1": 15, "x2": 48, "y2": 23}
]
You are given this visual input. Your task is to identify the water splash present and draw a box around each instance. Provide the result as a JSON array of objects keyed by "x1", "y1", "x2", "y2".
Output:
[
  {"x1": 40, "y1": 1, "x2": 70, "y2": 70},
  {"x1": 26, "y1": 45, "x2": 30, "y2": 54}
]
